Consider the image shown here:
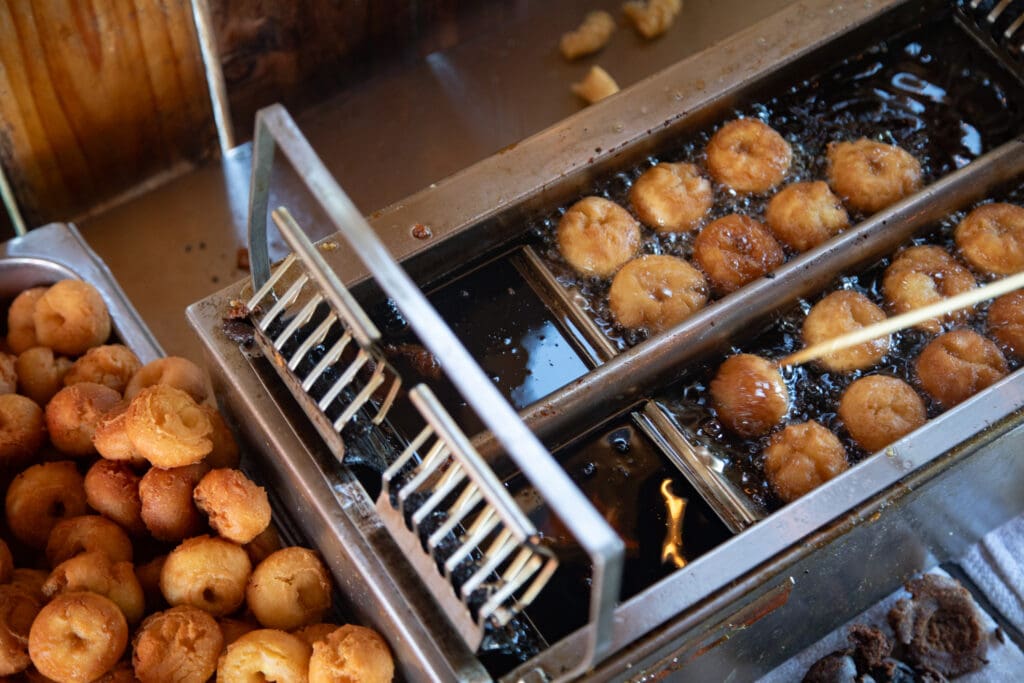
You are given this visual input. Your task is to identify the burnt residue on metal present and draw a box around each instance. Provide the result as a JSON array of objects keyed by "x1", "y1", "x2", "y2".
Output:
[
  {"x1": 530, "y1": 18, "x2": 1024, "y2": 352},
  {"x1": 659, "y1": 182, "x2": 1024, "y2": 513}
]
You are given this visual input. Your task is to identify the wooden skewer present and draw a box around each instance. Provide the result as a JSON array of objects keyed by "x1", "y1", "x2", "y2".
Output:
[{"x1": 779, "y1": 270, "x2": 1024, "y2": 368}]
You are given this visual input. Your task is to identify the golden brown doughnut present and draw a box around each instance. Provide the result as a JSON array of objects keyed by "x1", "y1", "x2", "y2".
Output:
[
  {"x1": 630, "y1": 162, "x2": 713, "y2": 233},
  {"x1": 134, "y1": 555, "x2": 167, "y2": 614},
  {"x1": 126, "y1": 385, "x2": 212, "y2": 468},
  {"x1": 706, "y1": 118, "x2": 792, "y2": 194},
  {"x1": 827, "y1": 139, "x2": 922, "y2": 214},
  {"x1": 138, "y1": 463, "x2": 209, "y2": 543},
  {"x1": 988, "y1": 291, "x2": 1024, "y2": 358},
  {"x1": 84, "y1": 460, "x2": 145, "y2": 537},
  {"x1": 764, "y1": 421, "x2": 848, "y2": 503},
  {"x1": 5, "y1": 461, "x2": 88, "y2": 549},
  {"x1": 219, "y1": 617, "x2": 259, "y2": 649},
  {"x1": 247, "y1": 547, "x2": 332, "y2": 630},
  {"x1": 839, "y1": 375, "x2": 926, "y2": 453},
  {"x1": 765, "y1": 181, "x2": 850, "y2": 252},
  {"x1": 92, "y1": 402, "x2": 145, "y2": 466},
  {"x1": 801, "y1": 290, "x2": 890, "y2": 373},
  {"x1": 16, "y1": 347, "x2": 73, "y2": 406},
  {"x1": 0, "y1": 584, "x2": 41, "y2": 676},
  {"x1": 33, "y1": 280, "x2": 112, "y2": 356},
  {"x1": 692, "y1": 214, "x2": 784, "y2": 295},
  {"x1": 64, "y1": 345, "x2": 141, "y2": 395},
  {"x1": 292, "y1": 623, "x2": 338, "y2": 649},
  {"x1": 42, "y1": 551, "x2": 145, "y2": 624},
  {"x1": 7, "y1": 287, "x2": 47, "y2": 354},
  {"x1": 0, "y1": 393, "x2": 47, "y2": 470},
  {"x1": 202, "y1": 405, "x2": 240, "y2": 469},
  {"x1": 133, "y1": 606, "x2": 223, "y2": 683},
  {"x1": 0, "y1": 352, "x2": 16, "y2": 394},
  {"x1": 161, "y1": 535, "x2": 251, "y2": 617},
  {"x1": 309, "y1": 625, "x2": 394, "y2": 683},
  {"x1": 45, "y1": 515, "x2": 133, "y2": 568},
  {"x1": 882, "y1": 245, "x2": 977, "y2": 334},
  {"x1": 556, "y1": 197, "x2": 642, "y2": 278},
  {"x1": 28, "y1": 591, "x2": 127, "y2": 683},
  {"x1": 45, "y1": 383, "x2": 121, "y2": 458},
  {"x1": 710, "y1": 354, "x2": 790, "y2": 438},
  {"x1": 124, "y1": 357, "x2": 210, "y2": 404},
  {"x1": 0, "y1": 537, "x2": 12, "y2": 584},
  {"x1": 608, "y1": 255, "x2": 709, "y2": 332},
  {"x1": 916, "y1": 329, "x2": 1008, "y2": 408},
  {"x1": 10, "y1": 568, "x2": 49, "y2": 604},
  {"x1": 193, "y1": 469, "x2": 271, "y2": 545},
  {"x1": 243, "y1": 525, "x2": 283, "y2": 567},
  {"x1": 955, "y1": 203, "x2": 1024, "y2": 276},
  {"x1": 216, "y1": 629, "x2": 311, "y2": 683}
]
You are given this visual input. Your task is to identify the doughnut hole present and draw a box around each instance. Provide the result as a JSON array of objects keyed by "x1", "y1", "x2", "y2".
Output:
[
  {"x1": 126, "y1": 385, "x2": 213, "y2": 468},
  {"x1": 0, "y1": 584, "x2": 41, "y2": 676},
  {"x1": 33, "y1": 280, "x2": 112, "y2": 356},
  {"x1": 45, "y1": 383, "x2": 121, "y2": 458},
  {"x1": 193, "y1": 468, "x2": 271, "y2": 544},
  {"x1": 765, "y1": 181, "x2": 850, "y2": 252},
  {"x1": 764, "y1": 421, "x2": 848, "y2": 503},
  {"x1": 84, "y1": 459, "x2": 145, "y2": 537},
  {"x1": 954, "y1": 202, "x2": 1024, "y2": 276},
  {"x1": 709, "y1": 354, "x2": 789, "y2": 437},
  {"x1": 7, "y1": 287, "x2": 47, "y2": 354},
  {"x1": 882, "y1": 245, "x2": 976, "y2": 334},
  {"x1": 139, "y1": 463, "x2": 209, "y2": 543},
  {"x1": 202, "y1": 405, "x2": 240, "y2": 469},
  {"x1": 161, "y1": 535, "x2": 251, "y2": 617},
  {"x1": 247, "y1": 547, "x2": 333, "y2": 630},
  {"x1": 988, "y1": 291, "x2": 1024, "y2": 358},
  {"x1": 608, "y1": 255, "x2": 709, "y2": 332},
  {"x1": 135, "y1": 555, "x2": 168, "y2": 613},
  {"x1": 92, "y1": 401, "x2": 146, "y2": 466},
  {"x1": 16, "y1": 347, "x2": 74, "y2": 406},
  {"x1": 839, "y1": 376, "x2": 927, "y2": 453},
  {"x1": 309, "y1": 625, "x2": 394, "y2": 683},
  {"x1": 64, "y1": 345, "x2": 141, "y2": 394},
  {"x1": 801, "y1": 290, "x2": 890, "y2": 373},
  {"x1": 826, "y1": 139, "x2": 922, "y2": 214},
  {"x1": 45, "y1": 515, "x2": 133, "y2": 568},
  {"x1": 5, "y1": 461, "x2": 88, "y2": 549},
  {"x1": 692, "y1": 214, "x2": 784, "y2": 295},
  {"x1": 0, "y1": 537, "x2": 12, "y2": 583},
  {"x1": 28, "y1": 591, "x2": 128, "y2": 683},
  {"x1": 133, "y1": 606, "x2": 223, "y2": 683},
  {"x1": 217, "y1": 630, "x2": 311, "y2": 683},
  {"x1": 42, "y1": 551, "x2": 145, "y2": 624},
  {"x1": 629, "y1": 162, "x2": 713, "y2": 232},
  {"x1": 916, "y1": 329, "x2": 1008, "y2": 409},
  {"x1": 0, "y1": 352, "x2": 17, "y2": 393},
  {"x1": 244, "y1": 524, "x2": 284, "y2": 567},
  {"x1": 124, "y1": 356, "x2": 210, "y2": 404},
  {"x1": 706, "y1": 118, "x2": 792, "y2": 194},
  {"x1": 556, "y1": 196, "x2": 641, "y2": 277},
  {"x1": 0, "y1": 393, "x2": 47, "y2": 470}
]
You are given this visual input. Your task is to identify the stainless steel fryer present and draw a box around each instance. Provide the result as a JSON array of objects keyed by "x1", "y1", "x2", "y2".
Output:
[{"x1": 187, "y1": 1, "x2": 1024, "y2": 680}]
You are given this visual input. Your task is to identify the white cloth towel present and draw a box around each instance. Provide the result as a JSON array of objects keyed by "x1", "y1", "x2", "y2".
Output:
[{"x1": 960, "y1": 514, "x2": 1024, "y2": 635}]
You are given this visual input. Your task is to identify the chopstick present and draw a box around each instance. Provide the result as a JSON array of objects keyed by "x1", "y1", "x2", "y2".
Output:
[{"x1": 778, "y1": 270, "x2": 1024, "y2": 368}]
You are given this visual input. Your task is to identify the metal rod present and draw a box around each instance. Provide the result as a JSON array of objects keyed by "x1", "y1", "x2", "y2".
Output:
[
  {"x1": 189, "y1": 0, "x2": 236, "y2": 152},
  {"x1": 0, "y1": 161, "x2": 27, "y2": 236}
]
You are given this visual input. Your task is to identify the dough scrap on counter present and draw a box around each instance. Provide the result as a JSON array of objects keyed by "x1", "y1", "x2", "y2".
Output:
[
  {"x1": 560, "y1": 10, "x2": 616, "y2": 60},
  {"x1": 572, "y1": 65, "x2": 620, "y2": 104}
]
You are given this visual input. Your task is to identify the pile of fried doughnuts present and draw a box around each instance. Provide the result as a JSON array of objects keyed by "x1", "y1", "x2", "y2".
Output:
[
  {"x1": 555, "y1": 116, "x2": 924, "y2": 339},
  {"x1": 0, "y1": 279, "x2": 394, "y2": 682},
  {"x1": 705, "y1": 200, "x2": 1024, "y2": 505}
]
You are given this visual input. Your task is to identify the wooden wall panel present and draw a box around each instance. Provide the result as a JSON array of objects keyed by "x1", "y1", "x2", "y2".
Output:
[{"x1": 0, "y1": 1, "x2": 215, "y2": 226}]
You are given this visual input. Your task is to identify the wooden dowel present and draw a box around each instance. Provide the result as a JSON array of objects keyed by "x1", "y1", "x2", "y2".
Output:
[{"x1": 779, "y1": 271, "x2": 1024, "y2": 368}]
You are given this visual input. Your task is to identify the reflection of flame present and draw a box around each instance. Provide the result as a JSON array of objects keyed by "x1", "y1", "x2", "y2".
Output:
[{"x1": 660, "y1": 479, "x2": 688, "y2": 569}]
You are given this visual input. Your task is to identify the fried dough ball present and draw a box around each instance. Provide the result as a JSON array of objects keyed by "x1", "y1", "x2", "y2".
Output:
[
  {"x1": 126, "y1": 385, "x2": 213, "y2": 468},
  {"x1": 135, "y1": 555, "x2": 167, "y2": 613},
  {"x1": 802, "y1": 290, "x2": 890, "y2": 373},
  {"x1": 217, "y1": 629, "x2": 310, "y2": 683},
  {"x1": 0, "y1": 393, "x2": 46, "y2": 469},
  {"x1": 203, "y1": 405, "x2": 241, "y2": 469},
  {"x1": 244, "y1": 525, "x2": 283, "y2": 567},
  {"x1": 33, "y1": 280, "x2": 111, "y2": 356},
  {"x1": 764, "y1": 421, "x2": 848, "y2": 503},
  {"x1": 84, "y1": 460, "x2": 145, "y2": 537},
  {"x1": 0, "y1": 538, "x2": 12, "y2": 583},
  {"x1": 219, "y1": 618, "x2": 259, "y2": 649},
  {"x1": 882, "y1": 246, "x2": 977, "y2": 334},
  {"x1": 5, "y1": 461, "x2": 88, "y2": 549},
  {"x1": 64, "y1": 345, "x2": 141, "y2": 394},
  {"x1": 630, "y1": 163, "x2": 713, "y2": 233},
  {"x1": 28, "y1": 591, "x2": 127, "y2": 683},
  {"x1": 193, "y1": 469, "x2": 271, "y2": 545},
  {"x1": 161, "y1": 535, "x2": 251, "y2": 617},
  {"x1": 988, "y1": 291, "x2": 1024, "y2": 358},
  {"x1": 309, "y1": 625, "x2": 394, "y2": 683},
  {"x1": 138, "y1": 463, "x2": 208, "y2": 543},
  {"x1": 839, "y1": 376, "x2": 927, "y2": 453},
  {"x1": 765, "y1": 181, "x2": 850, "y2": 252},
  {"x1": 710, "y1": 354, "x2": 789, "y2": 437},
  {"x1": 954, "y1": 203, "x2": 1024, "y2": 276},
  {"x1": 556, "y1": 197, "x2": 641, "y2": 277},
  {"x1": 826, "y1": 139, "x2": 922, "y2": 214},
  {"x1": 247, "y1": 548, "x2": 332, "y2": 631},
  {"x1": 559, "y1": 10, "x2": 615, "y2": 60},
  {"x1": 17, "y1": 347, "x2": 73, "y2": 406},
  {"x1": 0, "y1": 353, "x2": 16, "y2": 394},
  {"x1": 692, "y1": 214, "x2": 785, "y2": 295},
  {"x1": 45, "y1": 383, "x2": 121, "y2": 458},
  {"x1": 45, "y1": 515, "x2": 133, "y2": 568},
  {"x1": 622, "y1": 0, "x2": 682, "y2": 39},
  {"x1": 916, "y1": 329, "x2": 1008, "y2": 409},
  {"x1": 7, "y1": 287, "x2": 47, "y2": 354},
  {"x1": 42, "y1": 552, "x2": 145, "y2": 624},
  {"x1": 124, "y1": 356, "x2": 210, "y2": 405},
  {"x1": 706, "y1": 119, "x2": 792, "y2": 194},
  {"x1": 0, "y1": 584, "x2": 40, "y2": 676},
  {"x1": 10, "y1": 569, "x2": 48, "y2": 604},
  {"x1": 571, "y1": 65, "x2": 620, "y2": 104},
  {"x1": 293, "y1": 623, "x2": 338, "y2": 649},
  {"x1": 133, "y1": 606, "x2": 223, "y2": 683},
  {"x1": 608, "y1": 255, "x2": 709, "y2": 332},
  {"x1": 92, "y1": 402, "x2": 145, "y2": 466}
]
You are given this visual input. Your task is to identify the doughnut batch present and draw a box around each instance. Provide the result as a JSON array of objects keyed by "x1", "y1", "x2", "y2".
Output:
[{"x1": 0, "y1": 280, "x2": 395, "y2": 682}]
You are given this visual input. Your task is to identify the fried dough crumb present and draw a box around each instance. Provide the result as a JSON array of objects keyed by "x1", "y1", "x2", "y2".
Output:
[
  {"x1": 572, "y1": 65, "x2": 620, "y2": 104},
  {"x1": 560, "y1": 11, "x2": 616, "y2": 60},
  {"x1": 623, "y1": 0, "x2": 682, "y2": 39}
]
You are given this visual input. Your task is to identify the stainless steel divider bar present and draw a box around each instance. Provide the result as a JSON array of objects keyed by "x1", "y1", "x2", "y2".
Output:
[{"x1": 245, "y1": 104, "x2": 625, "y2": 676}]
